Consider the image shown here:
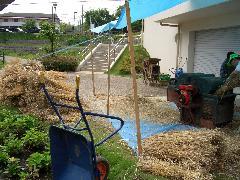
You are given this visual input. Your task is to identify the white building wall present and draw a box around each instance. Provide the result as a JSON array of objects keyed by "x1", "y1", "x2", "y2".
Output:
[
  {"x1": 180, "y1": 11, "x2": 240, "y2": 72},
  {"x1": 143, "y1": 16, "x2": 178, "y2": 74}
]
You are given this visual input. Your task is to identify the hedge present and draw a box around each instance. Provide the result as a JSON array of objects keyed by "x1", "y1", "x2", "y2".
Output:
[{"x1": 41, "y1": 55, "x2": 79, "y2": 72}]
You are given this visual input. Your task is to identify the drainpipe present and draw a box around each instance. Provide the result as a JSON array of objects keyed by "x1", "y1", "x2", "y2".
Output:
[{"x1": 160, "y1": 22, "x2": 180, "y2": 68}]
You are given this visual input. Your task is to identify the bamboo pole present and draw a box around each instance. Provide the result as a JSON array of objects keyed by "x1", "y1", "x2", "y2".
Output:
[
  {"x1": 125, "y1": 0, "x2": 142, "y2": 155},
  {"x1": 107, "y1": 28, "x2": 111, "y2": 115},
  {"x1": 141, "y1": 19, "x2": 144, "y2": 46},
  {"x1": 90, "y1": 40, "x2": 96, "y2": 96}
]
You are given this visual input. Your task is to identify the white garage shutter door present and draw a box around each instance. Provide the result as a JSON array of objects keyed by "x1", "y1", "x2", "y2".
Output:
[{"x1": 193, "y1": 26, "x2": 240, "y2": 76}]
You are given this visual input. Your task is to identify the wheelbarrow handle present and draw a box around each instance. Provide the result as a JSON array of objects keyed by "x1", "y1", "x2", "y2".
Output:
[
  {"x1": 76, "y1": 75, "x2": 80, "y2": 89},
  {"x1": 84, "y1": 112, "x2": 124, "y2": 147}
]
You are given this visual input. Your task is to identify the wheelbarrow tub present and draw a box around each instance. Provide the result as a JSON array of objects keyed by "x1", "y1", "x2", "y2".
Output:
[{"x1": 49, "y1": 126, "x2": 95, "y2": 180}]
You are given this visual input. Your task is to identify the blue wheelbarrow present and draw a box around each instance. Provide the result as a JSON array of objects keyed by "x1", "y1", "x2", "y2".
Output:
[{"x1": 40, "y1": 73, "x2": 124, "y2": 180}]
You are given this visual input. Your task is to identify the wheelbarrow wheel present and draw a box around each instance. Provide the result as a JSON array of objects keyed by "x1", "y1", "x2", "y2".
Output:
[{"x1": 96, "y1": 156, "x2": 109, "y2": 180}]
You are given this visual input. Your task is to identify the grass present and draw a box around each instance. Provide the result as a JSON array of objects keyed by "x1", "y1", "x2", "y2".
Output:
[
  {"x1": 0, "y1": 61, "x2": 4, "y2": 69},
  {"x1": 0, "y1": 32, "x2": 45, "y2": 41},
  {"x1": 109, "y1": 46, "x2": 130, "y2": 76},
  {"x1": 0, "y1": 42, "x2": 45, "y2": 47},
  {"x1": 3, "y1": 50, "x2": 41, "y2": 60},
  {"x1": 109, "y1": 45, "x2": 150, "y2": 76}
]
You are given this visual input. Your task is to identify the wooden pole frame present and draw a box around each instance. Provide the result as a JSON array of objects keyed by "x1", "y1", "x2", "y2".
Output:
[
  {"x1": 90, "y1": 39, "x2": 96, "y2": 96},
  {"x1": 107, "y1": 26, "x2": 111, "y2": 115},
  {"x1": 125, "y1": 0, "x2": 142, "y2": 156}
]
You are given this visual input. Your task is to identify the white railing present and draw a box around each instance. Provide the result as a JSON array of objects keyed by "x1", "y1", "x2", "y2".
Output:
[
  {"x1": 105, "y1": 34, "x2": 127, "y2": 62},
  {"x1": 79, "y1": 35, "x2": 104, "y2": 59}
]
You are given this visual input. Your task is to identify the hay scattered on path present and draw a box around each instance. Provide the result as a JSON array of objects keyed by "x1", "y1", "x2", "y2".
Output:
[
  {"x1": 138, "y1": 129, "x2": 240, "y2": 180},
  {"x1": 109, "y1": 96, "x2": 180, "y2": 123},
  {"x1": 0, "y1": 60, "x2": 86, "y2": 122}
]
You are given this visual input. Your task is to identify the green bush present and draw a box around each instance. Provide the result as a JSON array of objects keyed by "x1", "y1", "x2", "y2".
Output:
[
  {"x1": 3, "y1": 157, "x2": 22, "y2": 178},
  {"x1": 41, "y1": 55, "x2": 79, "y2": 72},
  {"x1": 0, "y1": 114, "x2": 38, "y2": 138},
  {"x1": 0, "y1": 106, "x2": 50, "y2": 179},
  {"x1": 22, "y1": 128, "x2": 48, "y2": 151},
  {"x1": 119, "y1": 46, "x2": 150, "y2": 74},
  {"x1": 0, "y1": 151, "x2": 9, "y2": 169},
  {"x1": 159, "y1": 73, "x2": 171, "y2": 81},
  {"x1": 26, "y1": 152, "x2": 51, "y2": 178},
  {"x1": 4, "y1": 136, "x2": 24, "y2": 156},
  {"x1": 0, "y1": 133, "x2": 4, "y2": 144},
  {"x1": 67, "y1": 34, "x2": 91, "y2": 46}
]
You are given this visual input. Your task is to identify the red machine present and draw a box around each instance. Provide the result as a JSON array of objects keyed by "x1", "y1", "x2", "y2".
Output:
[
  {"x1": 167, "y1": 73, "x2": 236, "y2": 129},
  {"x1": 178, "y1": 85, "x2": 195, "y2": 106}
]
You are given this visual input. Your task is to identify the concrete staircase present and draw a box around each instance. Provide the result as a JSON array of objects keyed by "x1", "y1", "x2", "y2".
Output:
[{"x1": 78, "y1": 43, "x2": 127, "y2": 72}]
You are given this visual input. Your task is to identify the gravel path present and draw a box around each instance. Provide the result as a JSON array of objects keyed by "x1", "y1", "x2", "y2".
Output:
[{"x1": 66, "y1": 72, "x2": 167, "y2": 97}]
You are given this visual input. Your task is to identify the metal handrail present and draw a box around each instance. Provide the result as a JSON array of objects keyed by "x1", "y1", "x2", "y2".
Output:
[
  {"x1": 79, "y1": 35, "x2": 103, "y2": 58},
  {"x1": 105, "y1": 34, "x2": 127, "y2": 61}
]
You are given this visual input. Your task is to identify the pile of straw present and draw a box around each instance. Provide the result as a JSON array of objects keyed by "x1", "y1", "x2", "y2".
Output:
[
  {"x1": 0, "y1": 60, "x2": 84, "y2": 121},
  {"x1": 138, "y1": 129, "x2": 224, "y2": 180}
]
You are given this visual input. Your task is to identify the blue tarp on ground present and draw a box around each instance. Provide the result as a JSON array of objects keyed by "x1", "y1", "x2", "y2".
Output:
[
  {"x1": 109, "y1": 119, "x2": 195, "y2": 150},
  {"x1": 90, "y1": 20, "x2": 118, "y2": 34},
  {"x1": 115, "y1": 0, "x2": 187, "y2": 29}
]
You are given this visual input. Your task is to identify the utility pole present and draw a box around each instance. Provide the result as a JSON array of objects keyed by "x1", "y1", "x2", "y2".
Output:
[
  {"x1": 81, "y1": 5, "x2": 84, "y2": 34},
  {"x1": 74, "y1": 11, "x2": 77, "y2": 32},
  {"x1": 51, "y1": 2, "x2": 57, "y2": 23}
]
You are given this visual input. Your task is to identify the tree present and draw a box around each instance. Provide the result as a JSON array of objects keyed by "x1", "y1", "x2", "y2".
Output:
[
  {"x1": 39, "y1": 21, "x2": 59, "y2": 54},
  {"x1": 114, "y1": 5, "x2": 123, "y2": 19},
  {"x1": 22, "y1": 19, "x2": 37, "y2": 33},
  {"x1": 114, "y1": 5, "x2": 142, "y2": 33},
  {"x1": 59, "y1": 22, "x2": 72, "y2": 34},
  {"x1": 84, "y1": 8, "x2": 114, "y2": 31}
]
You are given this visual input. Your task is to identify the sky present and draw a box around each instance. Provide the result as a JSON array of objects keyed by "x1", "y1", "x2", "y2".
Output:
[{"x1": 0, "y1": 0, "x2": 124, "y2": 25}]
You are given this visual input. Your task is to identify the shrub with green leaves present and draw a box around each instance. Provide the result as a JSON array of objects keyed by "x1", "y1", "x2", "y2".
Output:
[
  {"x1": 3, "y1": 157, "x2": 21, "y2": 178},
  {"x1": 41, "y1": 55, "x2": 79, "y2": 72},
  {"x1": 159, "y1": 73, "x2": 171, "y2": 81},
  {"x1": 4, "y1": 136, "x2": 24, "y2": 156},
  {"x1": 22, "y1": 128, "x2": 48, "y2": 151},
  {"x1": 0, "y1": 114, "x2": 38, "y2": 138},
  {"x1": 0, "y1": 151, "x2": 9, "y2": 170},
  {"x1": 26, "y1": 152, "x2": 51, "y2": 178}
]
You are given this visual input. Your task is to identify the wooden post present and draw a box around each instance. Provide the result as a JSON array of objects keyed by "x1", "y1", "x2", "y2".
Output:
[
  {"x1": 90, "y1": 40, "x2": 96, "y2": 96},
  {"x1": 141, "y1": 19, "x2": 144, "y2": 46},
  {"x1": 125, "y1": 0, "x2": 142, "y2": 156},
  {"x1": 2, "y1": 51, "x2": 5, "y2": 64},
  {"x1": 107, "y1": 28, "x2": 111, "y2": 115}
]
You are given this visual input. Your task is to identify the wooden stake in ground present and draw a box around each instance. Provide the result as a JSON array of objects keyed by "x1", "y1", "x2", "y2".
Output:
[
  {"x1": 125, "y1": 0, "x2": 142, "y2": 155},
  {"x1": 107, "y1": 30, "x2": 111, "y2": 115},
  {"x1": 141, "y1": 19, "x2": 144, "y2": 47},
  {"x1": 90, "y1": 40, "x2": 96, "y2": 96}
]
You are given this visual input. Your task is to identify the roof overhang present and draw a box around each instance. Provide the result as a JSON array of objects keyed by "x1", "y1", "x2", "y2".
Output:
[
  {"x1": 153, "y1": 0, "x2": 240, "y2": 24},
  {"x1": 0, "y1": 0, "x2": 15, "y2": 11}
]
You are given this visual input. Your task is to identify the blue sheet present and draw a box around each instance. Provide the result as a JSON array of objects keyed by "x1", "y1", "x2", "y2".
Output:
[
  {"x1": 91, "y1": 20, "x2": 118, "y2": 34},
  {"x1": 115, "y1": 0, "x2": 187, "y2": 29},
  {"x1": 109, "y1": 119, "x2": 195, "y2": 150}
]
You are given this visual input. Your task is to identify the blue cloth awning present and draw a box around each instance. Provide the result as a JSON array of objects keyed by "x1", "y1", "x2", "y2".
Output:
[
  {"x1": 90, "y1": 20, "x2": 118, "y2": 34},
  {"x1": 115, "y1": 0, "x2": 187, "y2": 29}
]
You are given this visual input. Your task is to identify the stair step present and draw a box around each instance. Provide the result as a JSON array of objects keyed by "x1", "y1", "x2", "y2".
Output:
[
  {"x1": 81, "y1": 68, "x2": 107, "y2": 72},
  {"x1": 78, "y1": 43, "x2": 126, "y2": 72}
]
